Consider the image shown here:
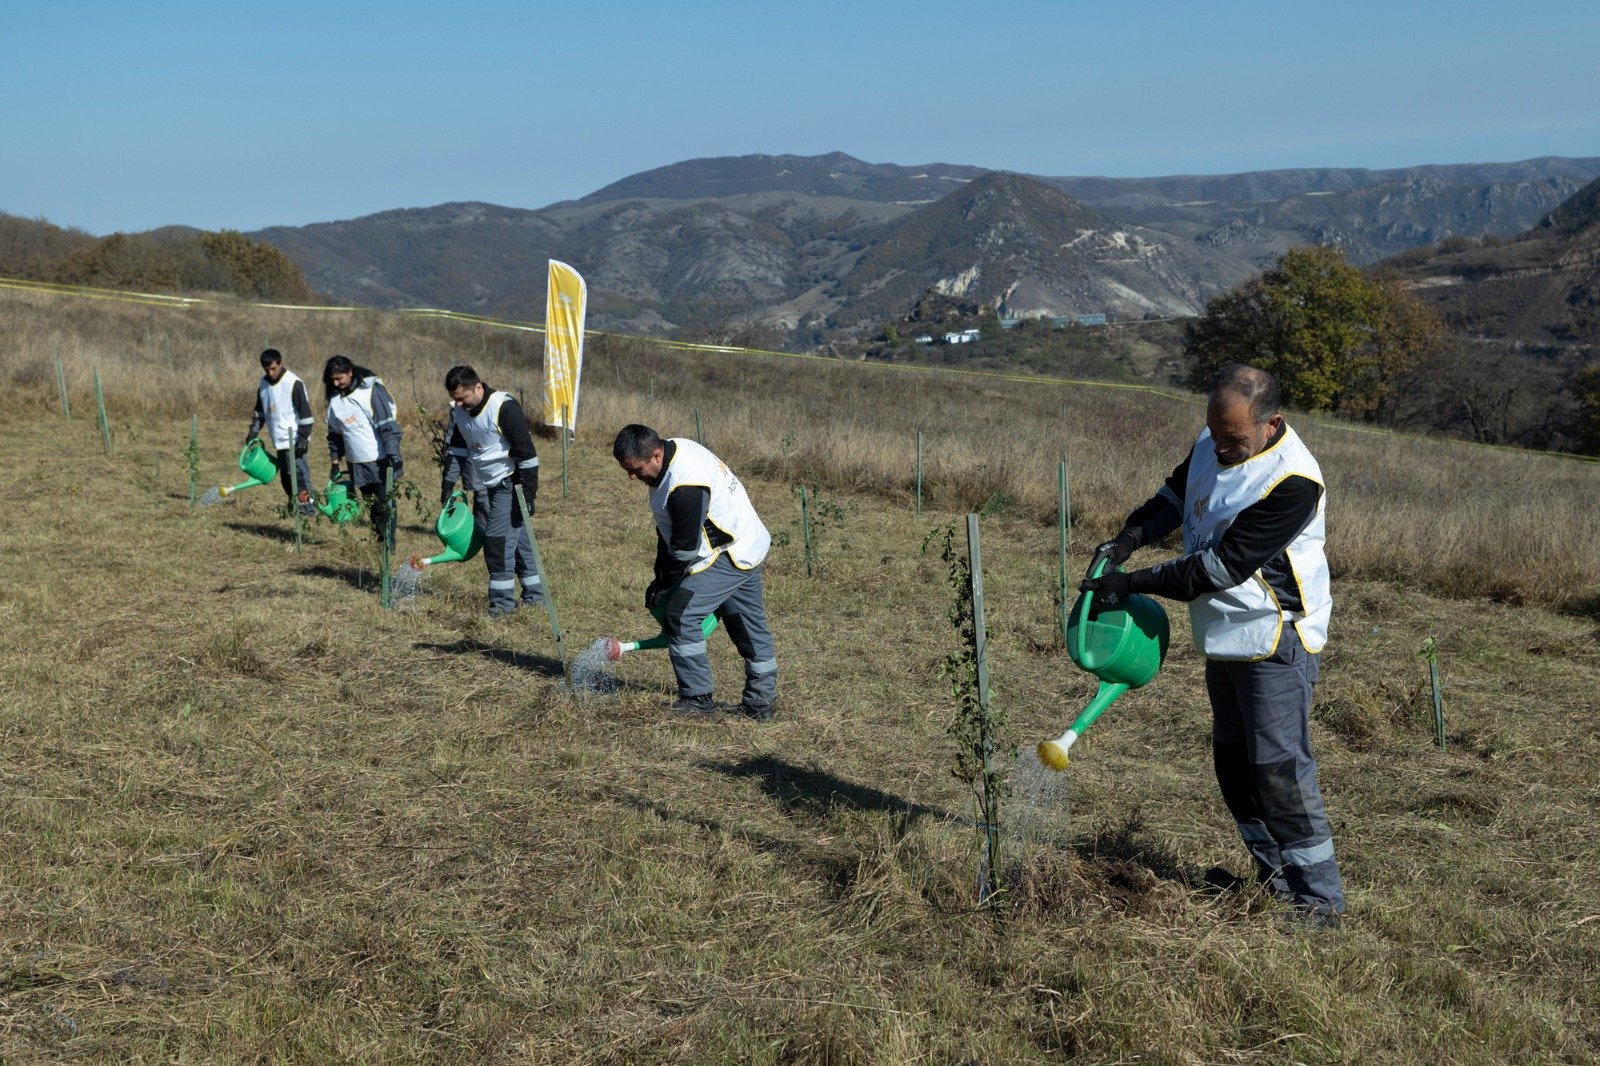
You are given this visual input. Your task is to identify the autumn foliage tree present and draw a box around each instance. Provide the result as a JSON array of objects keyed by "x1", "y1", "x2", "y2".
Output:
[
  {"x1": 0, "y1": 212, "x2": 315, "y2": 303},
  {"x1": 1572, "y1": 363, "x2": 1600, "y2": 456},
  {"x1": 1183, "y1": 246, "x2": 1443, "y2": 418}
]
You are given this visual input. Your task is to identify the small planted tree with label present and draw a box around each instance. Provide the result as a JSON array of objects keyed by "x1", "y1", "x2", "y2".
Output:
[{"x1": 927, "y1": 516, "x2": 1009, "y2": 905}]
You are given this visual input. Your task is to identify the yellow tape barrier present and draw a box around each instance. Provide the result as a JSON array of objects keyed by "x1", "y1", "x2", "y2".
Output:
[{"x1": 3, "y1": 274, "x2": 1594, "y2": 465}]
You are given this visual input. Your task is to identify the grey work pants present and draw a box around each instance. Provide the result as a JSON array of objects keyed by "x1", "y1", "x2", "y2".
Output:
[
  {"x1": 475, "y1": 481, "x2": 542, "y2": 613},
  {"x1": 662, "y1": 554, "x2": 777, "y2": 707},
  {"x1": 348, "y1": 461, "x2": 393, "y2": 548},
  {"x1": 275, "y1": 448, "x2": 311, "y2": 503},
  {"x1": 1207, "y1": 631, "x2": 1345, "y2": 915}
]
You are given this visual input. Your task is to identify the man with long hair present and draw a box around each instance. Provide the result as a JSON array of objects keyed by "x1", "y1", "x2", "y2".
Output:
[{"x1": 323, "y1": 355, "x2": 403, "y2": 544}]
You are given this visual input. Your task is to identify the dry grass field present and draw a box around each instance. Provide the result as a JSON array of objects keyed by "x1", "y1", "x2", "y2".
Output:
[{"x1": 1, "y1": 287, "x2": 1597, "y2": 1062}]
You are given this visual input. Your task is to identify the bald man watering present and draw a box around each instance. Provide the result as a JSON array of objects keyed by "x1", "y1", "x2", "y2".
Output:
[
  {"x1": 1079, "y1": 363, "x2": 1344, "y2": 929},
  {"x1": 614, "y1": 424, "x2": 777, "y2": 720}
]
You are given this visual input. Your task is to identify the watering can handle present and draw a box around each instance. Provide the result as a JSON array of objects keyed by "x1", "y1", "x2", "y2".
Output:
[
  {"x1": 1071, "y1": 554, "x2": 1114, "y2": 663},
  {"x1": 446, "y1": 489, "x2": 469, "y2": 507}
]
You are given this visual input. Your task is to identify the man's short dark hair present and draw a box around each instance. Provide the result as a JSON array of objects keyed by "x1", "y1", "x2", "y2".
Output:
[
  {"x1": 613, "y1": 424, "x2": 663, "y2": 462},
  {"x1": 259, "y1": 348, "x2": 282, "y2": 368},
  {"x1": 444, "y1": 365, "x2": 482, "y2": 392},
  {"x1": 1209, "y1": 363, "x2": 1281, "y2": 424}
]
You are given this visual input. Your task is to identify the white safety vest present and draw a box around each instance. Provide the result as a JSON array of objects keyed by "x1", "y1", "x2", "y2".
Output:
[
  {"x1": 327, "y1": 377, "x2": 384, "y2": 463},
  {"x1": 650, "y1": 438, "x2": 770, "y2": 573},
  {"x1": 447, "y1": 389, "x2": 524, "y2": 488},
  {"x1": 258, "y1": 369, "x2": 306, "y2": 449},
  {"x1": 1182, "y1": 423, "x2": 1331, "y2": 660}
]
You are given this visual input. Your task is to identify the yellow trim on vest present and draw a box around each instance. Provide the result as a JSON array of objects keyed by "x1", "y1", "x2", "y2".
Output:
[
  {"x1": 1220, "y1": 424, "x2": 1293, "y2": 470},
  {"x1": 1207, "y1": 573, "x2": 1286, "y2": 663},
  {"x1": 1257, "y1": 468, "x2": 1324, "y2": 502}
]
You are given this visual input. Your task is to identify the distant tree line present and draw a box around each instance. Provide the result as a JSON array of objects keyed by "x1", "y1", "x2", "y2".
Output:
[
  {"x1": 1184, "y1": 246, "x2": 1600, "y2": 455},
  {"x1": 0, "y1": 213, "x2": 315, "y2": 303}
]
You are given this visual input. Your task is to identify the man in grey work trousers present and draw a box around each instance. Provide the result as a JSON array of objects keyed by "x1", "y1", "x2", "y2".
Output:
[
  {"x1": 440, "y1": 365, "x2": 543, "y2": 618},
  {"x1": 1079, "y1": 364, "x2": 1344, "y2": 930},
  {"x1": 614, "y1": 423, "x2": 777, "y2": 721}
]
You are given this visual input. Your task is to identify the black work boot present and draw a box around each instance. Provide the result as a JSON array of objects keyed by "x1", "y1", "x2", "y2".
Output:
[
  {"x1": 734, "y1": 701, "x2": 775, "y2": 723},
  {"x1": 664, "y1": 694, "x2": 720, "y2": 718},
  {"x1": 1279, "y1": 906, "x2": 1343, "y2": 933},
  {"x1": 1201, "y1": 866, "x2": 1250, "y2": 894}
]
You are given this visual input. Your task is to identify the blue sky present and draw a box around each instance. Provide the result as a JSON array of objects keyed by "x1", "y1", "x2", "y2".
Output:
[{"x1": 4, "y1": 0, "x2": 1597, "y2": 234}]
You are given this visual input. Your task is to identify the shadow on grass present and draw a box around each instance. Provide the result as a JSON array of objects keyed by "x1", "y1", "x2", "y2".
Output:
[
  {"x1": 1070, "y1": 813, "x2": 1195, "y2": 888},
  {"x1": 224, "y1": 520, "x2": 297, "y2": 544},
  {"x1": 299, "y1": 563, "x2": 376, "y2": 592},
  {"x1": 413, "y1": 638, "x2": 566, "y2": 679},
  {"x1": 700, "y1": 754, "x2": 949, "y2": 824}
]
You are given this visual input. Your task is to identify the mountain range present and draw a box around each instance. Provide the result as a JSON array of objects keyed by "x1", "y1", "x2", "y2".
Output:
[
  {"x1": 250, "y1": 151, "x2": 1600, "y2": 344},
  {"x1": 1387, "y1": 174, "x2": 1600, "y2": 347}
]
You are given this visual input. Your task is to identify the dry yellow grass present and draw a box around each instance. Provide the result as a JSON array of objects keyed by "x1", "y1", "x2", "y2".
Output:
[{"x1": 1, "y1": 286, "x2": 1597, "y2": 1061}]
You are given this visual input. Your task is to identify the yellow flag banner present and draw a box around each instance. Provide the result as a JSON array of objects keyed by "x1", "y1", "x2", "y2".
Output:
[{"x1": 542, "y1": 259, "x2": 586, "y2": 432}]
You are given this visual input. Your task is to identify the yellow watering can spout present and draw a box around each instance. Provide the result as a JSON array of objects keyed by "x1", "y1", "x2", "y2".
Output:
[{"x1": 1038, "y1": 679, "x2": 1129, "y2": 769}]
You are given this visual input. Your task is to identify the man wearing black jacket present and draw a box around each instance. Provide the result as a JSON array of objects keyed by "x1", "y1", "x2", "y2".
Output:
[
  {"x1": 440, "y1": 365, "x2": 541, "y2": 618},
  {"x1": 1080, "y1": 364, "x2": 1344, "y2": 929}
]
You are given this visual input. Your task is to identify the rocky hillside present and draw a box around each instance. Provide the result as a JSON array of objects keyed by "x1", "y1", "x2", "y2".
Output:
[
  {"x1": 825, "y1": 172, "x2": 1250, "y2": 334},
  {"x1": 245, "y1": 152, "x2": 1600, "y2": 344},
  {"x1": 1386, "y1": 175, "x2": 1600, "y2": 346}
]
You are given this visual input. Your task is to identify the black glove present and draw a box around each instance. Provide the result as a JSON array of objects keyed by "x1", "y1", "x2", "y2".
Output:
[
  {"x1": 1086, "y1": 533, "x2": 1137, "y2": 580},
  {"x1": 329, "y1": 463, "x2": 342, "y2": 483},
  {"x1": 390, "y1": 458, "x2": 404, "y2": 481},
  {"x1": 645, "y1": 579, "x2": 666, "y2": 611},
  {"x1": 440, "y1": 483, "x2": 456, "y2": 508},
  {"x1": 293, "y1": 442, "x2": 308, "y2": 458},
  {"x1": 245, "y1": 431, "x2": 257, "y2": 448},
  {"x1": 1080, "y1": 568, "x2": 1134, "y2": 607},
  {"x1": 518, "y1": 471, "x2": 538, "y2": 512}
]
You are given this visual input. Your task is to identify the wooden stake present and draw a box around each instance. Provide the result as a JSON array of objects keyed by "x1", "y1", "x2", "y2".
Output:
[
  {"x1": 965, "y1": 514, "x2": 1001, "y2": 904},
  {"x1": 915, "y1": 431, "x2": 923, "y2": 518}
]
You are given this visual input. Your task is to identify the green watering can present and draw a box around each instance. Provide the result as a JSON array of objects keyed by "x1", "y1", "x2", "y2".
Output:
[
  {"x1": 317, "y1": 476, "x2": 363, "y2": 524},
  {"x1": 1038, "y1": 553, "x2": 1171, "y2": 771},
  {"x1": 601, "y1": 574, "x2": 721, "y2": 661},
  {"x1": 408, "y1": 490, "x2": 483, "y2": 569},
  {"x1": 219, "y1": 439, "x2": 280, "y2": 498}
]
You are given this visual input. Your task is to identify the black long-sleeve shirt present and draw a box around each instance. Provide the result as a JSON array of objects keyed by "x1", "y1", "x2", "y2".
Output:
[
  {"x1": 440, "y1": 389, "x2": 538, "y2": 493},
  {"x1": 1124, "y1": 423, "x2": 1322, "y2": 609},
  {"x1": 651, "y1": 440, "x2": 713, "y2": 583}
]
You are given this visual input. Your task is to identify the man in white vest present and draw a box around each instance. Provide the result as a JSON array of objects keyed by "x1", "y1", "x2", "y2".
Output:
[
  {"x1": 440, "y1": 365, "x2": 542, "y2": 618},
  {"x1": 1079, "y1": 364, "x2": 1344, "y2": 929},
  {"x1": 323, "y1": 355, "x2": 403, "y2": 545},
  {"x1": 245, "y1": 348, "x2": 316, "y2": 517},
  {"x1": 613, "y1": 423, "x2": 778, "y2": 720}
]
